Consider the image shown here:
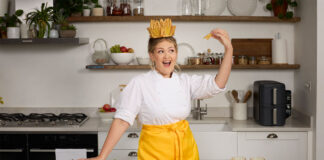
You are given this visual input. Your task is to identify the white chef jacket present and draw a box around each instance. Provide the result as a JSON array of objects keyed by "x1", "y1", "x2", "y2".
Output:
[{"x1": 114, "y1": 70, "x2": 226, "y2": 126}]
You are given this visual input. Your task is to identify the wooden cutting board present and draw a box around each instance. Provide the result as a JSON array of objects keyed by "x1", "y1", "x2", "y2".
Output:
[{"x1": 231, "y1": 39, "x2": 272, "y2": 57}]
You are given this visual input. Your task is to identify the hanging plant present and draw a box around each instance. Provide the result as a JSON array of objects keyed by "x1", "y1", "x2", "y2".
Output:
[{"x1": 266, "y1": 0, "x2": 298, "y2": 19}]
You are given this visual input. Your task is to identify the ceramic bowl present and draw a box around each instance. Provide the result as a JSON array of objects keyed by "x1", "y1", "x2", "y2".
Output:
[
  {"x1": 136, "y1": 57, "x2": 151, "y2": 65},
  {"x1": 98, "y1": 112, "x2": 115, "y2": 122},
  {"x1": 111, "y1": 53, "x2": 135, "y2": 65}
]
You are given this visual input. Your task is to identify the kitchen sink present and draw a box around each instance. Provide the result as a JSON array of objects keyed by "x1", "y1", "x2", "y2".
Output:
[{"x1": 190, "y1": 123, "x2": 231, "y2": 132}]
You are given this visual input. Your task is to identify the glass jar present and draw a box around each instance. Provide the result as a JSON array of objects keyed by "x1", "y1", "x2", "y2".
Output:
[
  {"x1": 232, "y1": 56, "x2": 235, "y2": 65},
  {"x1": 121, "y1": 0, "x2": 131, "y2": 16},
  {"x1": 258, "y1": 56, "x2": 271, "y2": 65},
  {"x1": 133, "y1": 0, "x2": 144, "y2": 16},
  {"x1": 238, "y1": 55, "x2": 248, "y2": 65},
  {"x1": 182, "y1": 0, "x2": 192, "y2": 16},
  {"x1": 249, "y1": 56, "x2": 256, "y2": 65},
  {"x1": 106, "y1": 0, "x2": 113, "y2": 16},
  {"x1": 214, "y1": 53, "x2": 219, "y2": 65},
  {"x1": 112, "y1": 0, "x2": 123, "y2": 16}
]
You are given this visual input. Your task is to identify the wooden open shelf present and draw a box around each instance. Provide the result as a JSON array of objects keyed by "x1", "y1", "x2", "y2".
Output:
[
  {"x1": 86, "y1": 64, "x2": 300, "y2": 70},
  {"x1": 0, "y1": 38, "x2": 89, "y2": 45},
  {"x1": 68, "y1": 16, "x2": 301, "y2": 23}
]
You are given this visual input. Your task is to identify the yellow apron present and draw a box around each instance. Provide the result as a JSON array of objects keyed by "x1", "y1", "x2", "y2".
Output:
[{"x1": 138, "y1": 120, "x2": 199, "y2": 160}]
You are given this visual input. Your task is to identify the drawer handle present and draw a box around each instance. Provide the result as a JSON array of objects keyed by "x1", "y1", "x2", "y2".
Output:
[
  {"x1": 128, "y1": 133, "x2": 139, "y2": 138},
  {"x1": 128, "y1": 151, "x2": 137, "y2": 157},
  {"x1": 267, "y1": 133, "x2": 278, "y2": 139}
]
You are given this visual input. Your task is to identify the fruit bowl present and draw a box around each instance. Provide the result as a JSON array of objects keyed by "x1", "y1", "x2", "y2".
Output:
[{"x1": 111, "y1": 53, "x2": 135, "y2": 65}]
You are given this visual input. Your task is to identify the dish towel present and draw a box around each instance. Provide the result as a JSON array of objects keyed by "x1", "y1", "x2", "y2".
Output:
[{"x1": 55, "y1": 149, "x2": 87, "y2": 160}]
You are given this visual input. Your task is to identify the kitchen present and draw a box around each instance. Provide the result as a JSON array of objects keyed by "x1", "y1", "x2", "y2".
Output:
[{"x1": 0, "y1": 0, "x2": 323, "y2": 160}]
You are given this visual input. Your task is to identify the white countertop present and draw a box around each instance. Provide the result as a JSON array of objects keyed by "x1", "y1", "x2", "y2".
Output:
[{"x1": 0, "y1": 108, "x2": 312, "y2": 132}]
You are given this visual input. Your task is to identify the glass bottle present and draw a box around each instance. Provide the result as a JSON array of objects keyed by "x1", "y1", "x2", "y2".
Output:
[
  {"x1": 112, "y1": 0, "x2": 123, "y2": 16},
  {"x1": 192, "y1": 0, "x2": 205, "y2": 16},
  {"x1": 182, "y1": 0, "x2": 192, "y2": 16},
  {"x1": 106, "y1": 0, "x2": 113, "y2": 16},
  {"x1": 249, "y1": 56, "x2": 256, "y2": 65},
  {"x1": 133, "y1": 0, "x2": 144, "y2": 16},
  {"x1": 121, "y1": 0, "x2": 131, "y2": 16}
]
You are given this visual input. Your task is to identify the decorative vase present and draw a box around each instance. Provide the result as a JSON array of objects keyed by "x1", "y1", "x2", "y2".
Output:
[
  {"x1": 0, "y1": 0, "x2": 9, "y2": 16},
  {"x1": 49, "y1": 29, "x2": 59, "y2": 38},
  {"x1": 92, "y1": 8, "x2": 103, "y2": 16},
  {"x1": 271, "y1": 0, "x2": 288, "y2": 17},
  {"x1": 7, "y1": 27, "x2": 20, "y2": 39},
  {"x1": 83, "y1": 9, "x2": 91, "y2": 16},
  {"x1": 20, "y1": 23, "x2": 29, "y2": 39}
]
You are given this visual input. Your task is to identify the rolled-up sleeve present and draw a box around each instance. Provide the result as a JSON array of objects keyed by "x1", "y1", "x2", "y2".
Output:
[
  {"x1": 190, "y1": 74, "x2": 226, "y2": 100},
  {"x1": 114, "y1": 77, "x2": 142, "y2": 126}
]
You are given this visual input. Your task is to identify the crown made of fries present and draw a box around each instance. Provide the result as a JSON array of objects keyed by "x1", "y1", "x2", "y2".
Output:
[{"x1": 147, "y1": 18, "x2": 176, "y2": 38}]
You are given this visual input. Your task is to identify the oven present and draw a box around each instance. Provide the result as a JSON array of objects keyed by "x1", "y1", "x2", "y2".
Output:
[
  {"x1": 0, "y1": 133, "x2": 98, "y2": 160},
  {"x1": 0, "y1": 134, "x2": 28, "y2": 160},
  {"x1": 0, "y1": 112, "x2": 98, "y2": 160}
]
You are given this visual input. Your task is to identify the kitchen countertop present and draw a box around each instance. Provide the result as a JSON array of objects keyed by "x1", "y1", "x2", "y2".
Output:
[{"x1": 0, "y1": 108, "x2": 312, "y2": 132}]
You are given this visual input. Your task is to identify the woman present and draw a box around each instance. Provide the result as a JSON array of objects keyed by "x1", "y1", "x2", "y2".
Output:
[{"x1": 81, "y1": 19, "x2": 232, "y2": 160}]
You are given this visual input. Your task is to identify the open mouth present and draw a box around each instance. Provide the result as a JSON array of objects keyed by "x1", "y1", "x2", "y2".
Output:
[{"x1": 162, "y1": 61, "x2": 171, "y2": 67}]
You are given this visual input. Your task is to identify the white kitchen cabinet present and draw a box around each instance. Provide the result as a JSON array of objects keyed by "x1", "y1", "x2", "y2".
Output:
[
  {"x1": 98, "y1": 131, "x2": 140, "y2": 160},
  {"x1": 238, "y1": 132, "x2": 307, "y2": 160},
  {"x1": 99, "y1": 149, "x2": 138, "y2": 160},
  {"x1": 190, "y1": 124, "x2": 237, "y2": 160}
]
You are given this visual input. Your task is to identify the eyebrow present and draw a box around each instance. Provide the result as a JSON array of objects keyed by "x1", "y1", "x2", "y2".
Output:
[{"x1": 156, "y1": 47, "x2": 175, "y2": 50}]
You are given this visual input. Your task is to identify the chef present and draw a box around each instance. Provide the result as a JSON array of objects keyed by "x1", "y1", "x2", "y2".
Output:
[{"x1": 80, "y1": 18, "x2": 233, "y2": 160}]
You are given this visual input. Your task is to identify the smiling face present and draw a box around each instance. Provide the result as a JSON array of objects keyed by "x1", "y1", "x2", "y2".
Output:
[{"x1": 149, "y1": 38, "x2": 178, "y2": 78}]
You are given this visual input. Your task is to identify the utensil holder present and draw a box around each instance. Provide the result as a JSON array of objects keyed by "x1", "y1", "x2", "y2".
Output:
[{"x1": 233, "y1": 102, "x2": 247, "y2": 120}]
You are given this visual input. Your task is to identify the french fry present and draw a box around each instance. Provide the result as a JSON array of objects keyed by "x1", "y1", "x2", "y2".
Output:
[{"x1": 204, "y1": 33, "x2": 212, "y2": 40}]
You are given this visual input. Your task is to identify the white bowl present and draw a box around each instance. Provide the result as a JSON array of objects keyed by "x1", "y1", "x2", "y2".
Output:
[
  {"x1": 137, "y1": 57, "x2": 151, "y2": 65},
  {"x1": 111, "y1": 53, "x2": 135, "y2": 65},
  {"x1": 98, "y1": 112, "x2": 115, "y2": 122}
]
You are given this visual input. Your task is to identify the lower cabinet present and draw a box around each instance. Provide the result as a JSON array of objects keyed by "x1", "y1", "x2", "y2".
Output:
[
  {"x1": 192, "y1": 131, "x2": 237, "y2": 160},
  {"x1": 237, "y1": 132, "x2": 308, "y2": 160},
  {"x1": 98, "y1": 131, "x2": 140, "y2": 160}
]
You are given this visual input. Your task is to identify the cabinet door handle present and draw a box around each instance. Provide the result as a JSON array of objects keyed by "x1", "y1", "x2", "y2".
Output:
[
  {"x1": 127, "y1": 133, "x2": 139, "y2": 138},
  {"x1": 128, "y1": 151, "x2": 137, "y2": 157},
  {"x1": 267, "y1": 133, "x2": 278, "y2": 139},
  {"x1": 0, "y1": 149, "x2": 23, "y2": 152}
]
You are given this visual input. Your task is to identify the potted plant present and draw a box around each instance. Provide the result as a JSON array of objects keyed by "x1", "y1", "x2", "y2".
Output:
[
  {"x1": 0, "y1": 9, "x2": 24, "y2": 39},
  {"x1": 26, "y1": 3, "x2": 53, "y2": 38},
  {"x1": 54, "y1": 0, "x2": 83, "y2": 17},
  {"x1": 60, "y1": 24, "x2": 77, "y2": 38},
  {"x1": 83, "y1": 6, "x2": 91, "y2": 16},
  {"x1": 91, "y1": 0, "x2": 103, "y2": 16},
  {"x1": 266, "y1": 0, "x2": 298, "y2": 19}
]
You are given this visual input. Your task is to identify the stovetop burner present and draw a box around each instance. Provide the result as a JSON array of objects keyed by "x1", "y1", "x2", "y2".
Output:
[{"x1": 0, "y1": 113, "x2": 88, "y2": 127}]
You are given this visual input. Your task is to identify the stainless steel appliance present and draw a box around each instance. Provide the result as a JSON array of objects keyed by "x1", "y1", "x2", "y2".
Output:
[
  {"x1": 253, "y1": 80, "x2": 291, "y2": 126},
  {"x1": 0, "y1": 113, "x2": 88, "y2": 127},
  {"x1": 0, "y1": 113, "x2": 98, "y2": 160}
]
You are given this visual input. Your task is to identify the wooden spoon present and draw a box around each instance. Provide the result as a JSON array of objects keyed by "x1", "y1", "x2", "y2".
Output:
[
  {"x1": 231, "y1": 90, "x2": 240, "y2": 103},
  {"x1": 243, "y1": 90, "x2": 252, "y2": 103}
]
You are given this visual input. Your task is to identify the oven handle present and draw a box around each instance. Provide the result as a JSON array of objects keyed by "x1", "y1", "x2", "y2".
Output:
[
  {"x1": 29, "y1": 149, "x2": 94, "y2": 153},
  {"x1": 0, "y1": 149, "x2": 24, "y2": 152}
]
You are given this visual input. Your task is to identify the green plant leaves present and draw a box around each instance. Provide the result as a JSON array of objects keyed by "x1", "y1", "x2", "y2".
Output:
[
  {"x1": 266, "y1": 3, "x2": 273, "y2": 11},
  {"x1": 286, "y1": 11, "x2": 294, "y2": 19},
  {"x1": 15, "y1": 10, "x2": 24, "y2": 16}
]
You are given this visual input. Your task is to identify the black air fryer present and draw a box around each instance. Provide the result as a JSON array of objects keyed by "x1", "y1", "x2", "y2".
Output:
[{"x1": 253, "y1": 80, "x2": 291, "y2": 126}]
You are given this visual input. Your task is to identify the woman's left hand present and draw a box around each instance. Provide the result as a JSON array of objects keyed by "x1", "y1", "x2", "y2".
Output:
[{"x1": 210, "y1": 29, "x2": 233, "y2": 51}]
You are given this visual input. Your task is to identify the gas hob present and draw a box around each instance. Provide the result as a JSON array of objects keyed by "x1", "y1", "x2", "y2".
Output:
[{"x1": 0, "y1": 113, "x2": 88, "y2": 127}]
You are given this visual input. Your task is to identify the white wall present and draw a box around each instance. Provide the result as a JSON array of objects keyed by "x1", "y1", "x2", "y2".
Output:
[
  {"x1": 0, "y1": 0, "x2": 296, "y2": 109},
  {"x1": 317, "y1": 0, "x2": 324, "y2": 159}
]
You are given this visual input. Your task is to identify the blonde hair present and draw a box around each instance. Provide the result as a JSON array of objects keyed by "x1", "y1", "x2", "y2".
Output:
[{"x1": 148, "y1": 37, "x2": 181, "y2": 72}]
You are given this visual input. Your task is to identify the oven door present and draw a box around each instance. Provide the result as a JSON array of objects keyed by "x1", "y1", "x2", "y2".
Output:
[
  {"x1": 28, "y1": 134, "x2": 98, "y2": 160},
  {"x1": 0, "y1": 134, "x2": 28, "y2": 160},
  {"x1": 29, "y1": 148, "x2": 96, "y2": 160}
]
